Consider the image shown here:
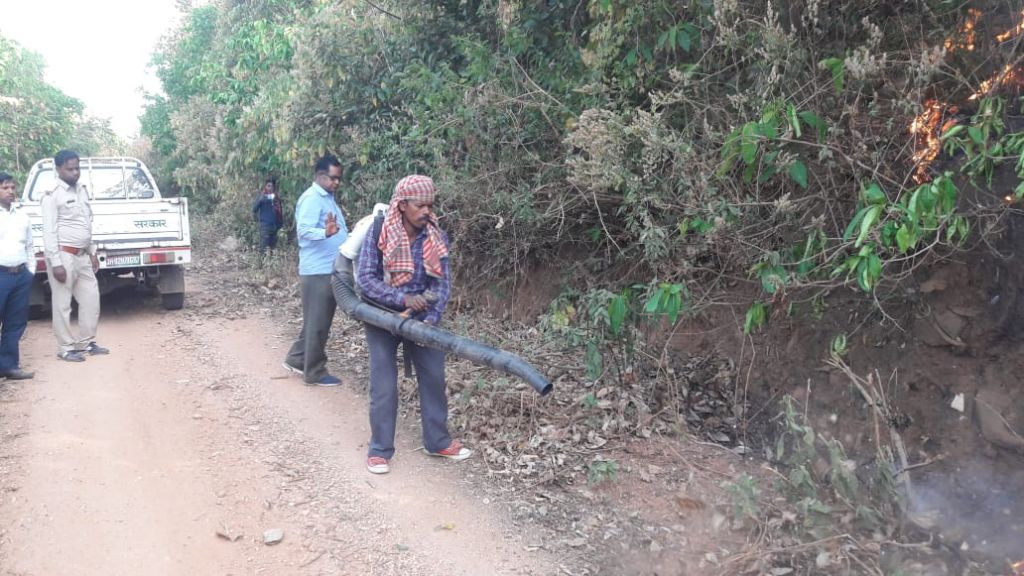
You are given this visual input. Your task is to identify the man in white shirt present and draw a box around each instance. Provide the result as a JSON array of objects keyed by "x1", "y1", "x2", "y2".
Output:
[
  {"x1": 41, "y1": 150, "x2": 109, "y2": 362},
  {"x1": 0, "y1": 172, "x2": 36, "y2": 379}
]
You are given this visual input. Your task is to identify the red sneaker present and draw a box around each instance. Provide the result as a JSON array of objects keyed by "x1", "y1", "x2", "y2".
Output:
[
  {"x1": 427, "y1": 440, "x2": 472, "y2": 461},
  {"x1": 366, "y1": 456, "x2": 390, "y2": 474}
]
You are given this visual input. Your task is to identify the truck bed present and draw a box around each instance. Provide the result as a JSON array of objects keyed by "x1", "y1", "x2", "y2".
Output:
[{"x1": 20, "y1": 197, "x2": 192, "y2": 270}]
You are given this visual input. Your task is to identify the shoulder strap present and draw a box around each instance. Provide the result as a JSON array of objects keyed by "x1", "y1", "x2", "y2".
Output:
[{"x1": 372, "y1": 213, "x2": 385, "y2": 268}]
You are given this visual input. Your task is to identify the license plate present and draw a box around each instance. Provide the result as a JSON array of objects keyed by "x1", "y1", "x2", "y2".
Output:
[{"x1": 105, "y1": 254, "x2": 141, "y2": 267}]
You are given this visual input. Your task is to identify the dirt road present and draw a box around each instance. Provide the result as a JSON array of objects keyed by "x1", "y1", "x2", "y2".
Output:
[{"x1": 0, "y1": 286, "x2": 558, "y2": 575}]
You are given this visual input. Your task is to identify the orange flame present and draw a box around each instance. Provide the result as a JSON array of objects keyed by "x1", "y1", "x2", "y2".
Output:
[
  {"x1": 969, "y1": 63, "x2": 1024, "y2": 101},
  {"x1": 996, "y1": 10, "x2": 1024, "y2": 42},
  {"x1": 1011, "y1": 560, "x2": 1024, "y2": 576},
  {"x1": 910, "y1": 100, "x2": 959, "y2": 183},
  {"x1": 910, "y1": 10, "x2": 1024, "y2": 183},
  {"x1": 945, "y1": 9, "x2": 981, "y2": 52}
]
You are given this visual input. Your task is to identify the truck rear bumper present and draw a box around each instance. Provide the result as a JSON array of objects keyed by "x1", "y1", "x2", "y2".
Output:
[{"x1": 33, "y1": 247, "x2": 192, "y2": 272}]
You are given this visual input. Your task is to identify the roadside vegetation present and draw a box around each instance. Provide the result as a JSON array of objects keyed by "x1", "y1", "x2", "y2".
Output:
[{"x1": 141, "y1": 1, "x2": 1024, "y2": 573}]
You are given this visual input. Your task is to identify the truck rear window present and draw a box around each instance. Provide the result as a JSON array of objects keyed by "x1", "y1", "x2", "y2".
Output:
[{"x1": 27, "y1": 167, "x2": 157, "y2": 201}]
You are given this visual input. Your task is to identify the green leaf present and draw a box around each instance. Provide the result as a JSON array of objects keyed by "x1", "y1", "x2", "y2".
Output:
[
  {"x1": 756, "y1": 118, "x2": 779, "y2": 140},
  {"x1": 936, "y1": 175, "x2": 957, "y2": 213},
  {"x1": 787, "y1": 103, "x2": 801, "y2": 138},
  {"x1": 797, "y1": 111, "x2": 827, "y2": 141},
  {"x1": 968, "y1": 125, "x2": 984, "y2": 144},
  {"x1": 879, "y1": 221, "x2": 898, "y2": 248},
  {"x1": 677, "y1": 218, "x2": 690, "y2": 236},
  {"x1": 743, "y1": 301, "x2": 768, "y2": 334},
  {"x1": 666, "y1": 294, "x2": 681, "y2": 324},
  {"x1": 644, "y1": 292, "x2": 661, "y2": 314},
  {"x1": 856, "y1": 251, "x2": 882, "y2": 292},
  {"x1": 844, "y1": 207, "x2": 869, "y2": 241},
  {"x1": 834, "y1": 255, "x2": 860, "y2": 278},
  {"x1": 585, "y1": 340, "x2": 602, "y2": 380},
  {"x1": 955, "y1": 216, "x2": 970, "y2": 243},
  {"x1": 677, "y1": 28, "x2": 691, "y2": 52},
  {"x1": 624, "y1": 49, "x2": 637, "y2": 67},
  {"x1": 895, "y1": 224, "x2": 914, "y2": 253},
  {"x1": 788, "y1": 160, "x2": 808, "y2": 188},
  {"x1": 819, "y1": 57, "x2": 845, "y2": 92},
  {"x1": 940, "y1": 124, "x2": 965, "y2": 140},
  {"x1": 691, "y1": 217, "x2": 714, "y2": 234},
  {"x1": 608, "y1": 295, "x2": 627, "y2": 336},
  {"x1": 740, "y1": 123, "x2": 758, "y2": 164},
  {"x1": 757, "y1": 163, "x2": 778, "y2": 184},
  {"x1": 855, "y1": 205, "x2": 882, "y2": 247},
  {"x1": 759, "y1": 266, "x2": 787, "y2": 295},
  {"x1": 719, "y1": 129, "x2": 741, "y2": 173},
  {"x1": 862, "y1": 182, "x2": 887, "y2": 205}
]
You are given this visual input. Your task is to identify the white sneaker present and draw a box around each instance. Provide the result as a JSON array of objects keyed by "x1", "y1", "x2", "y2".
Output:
[
  {"x1": 427, "y1": 441, "x2": 472, "y2": 461},
  {"x1": 367, "y1": 456, "x2": 390, "y2": 474}
]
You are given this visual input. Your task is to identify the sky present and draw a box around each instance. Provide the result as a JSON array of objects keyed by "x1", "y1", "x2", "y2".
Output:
[{"x1": 0, "y1": 0, "x2": 185, "y2": 138}]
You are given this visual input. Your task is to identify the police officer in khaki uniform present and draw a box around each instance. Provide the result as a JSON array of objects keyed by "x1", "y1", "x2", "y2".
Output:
[{"x1": 41, "y1": 150, "x2": 109, "y2": 362}]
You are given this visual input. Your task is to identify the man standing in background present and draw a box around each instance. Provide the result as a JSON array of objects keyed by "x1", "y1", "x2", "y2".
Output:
[
  {"x1": 252, "y1": 178, "x2": 283, "y2": 250},
  {"x1": 0, "y1": 172, "x2": 36, "y2": 379},
  {"x1": 41, "y1": 150, "x2": 109, "y2": 362},
  {"x1": 282, "y1": 155, "x2": 347, "y2": 386}
]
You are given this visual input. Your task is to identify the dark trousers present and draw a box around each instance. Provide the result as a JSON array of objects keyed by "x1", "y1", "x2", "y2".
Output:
[
  {"x1": 285, "y1": 274, "x2": 336, "y2": 383},
  {"x1": 365, "y1": 323, "x2": 451, "y2": 459},
  {"x1": 0, "y1": 268, "x2": 32, "y2": 372},
  {"x1": 259, "y1": 226, "x2": 278, "y2": 250}
]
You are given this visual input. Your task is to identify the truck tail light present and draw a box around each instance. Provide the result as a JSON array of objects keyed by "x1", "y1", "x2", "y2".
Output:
[
  {"x1": 140, "y1": 248, "x2": 190, "y2": 265},
  {"x1": 145, "y1": 252, "x2": 169, "y2": 264}
]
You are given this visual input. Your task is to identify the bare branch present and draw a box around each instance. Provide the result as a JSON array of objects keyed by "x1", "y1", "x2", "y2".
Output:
[{"x1": 364, "y1": 0, "x2": 401, "y2": 20}]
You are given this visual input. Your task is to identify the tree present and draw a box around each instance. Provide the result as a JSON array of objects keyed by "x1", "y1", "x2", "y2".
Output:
[{"x1": 0, "y1": 34, "x2": 123, "y2": 180}]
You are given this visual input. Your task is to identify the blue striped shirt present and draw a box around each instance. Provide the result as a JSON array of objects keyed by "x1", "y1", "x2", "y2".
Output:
[
  {"x1": 295, "y1": 183, "x2": 347, "y2": 275},
  {"x1": 356, "y1": 226, "x2": 451, "y2": 325}
]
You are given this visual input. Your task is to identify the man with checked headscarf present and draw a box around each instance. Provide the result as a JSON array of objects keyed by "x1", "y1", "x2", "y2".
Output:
[{"x1": 356, "y1": 175, "x2": 472, "y2": 474}]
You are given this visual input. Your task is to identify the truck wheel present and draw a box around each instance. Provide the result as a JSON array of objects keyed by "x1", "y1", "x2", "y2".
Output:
[{"x1": 161, "y1": 292, "x2": 185, "y2": 310}]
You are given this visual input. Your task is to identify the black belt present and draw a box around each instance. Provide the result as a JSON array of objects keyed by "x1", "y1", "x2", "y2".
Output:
[{"x1": 0, "y1": 263, "x2": 26, "y2": 274}]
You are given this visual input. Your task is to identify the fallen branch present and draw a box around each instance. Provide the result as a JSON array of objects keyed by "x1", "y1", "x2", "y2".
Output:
[
  {"x1": 364, "y1": 0, "x2": 401, "y2": 20},
  {"x1": 897, "y1": 453, "x2": 946, "y2": 476}
]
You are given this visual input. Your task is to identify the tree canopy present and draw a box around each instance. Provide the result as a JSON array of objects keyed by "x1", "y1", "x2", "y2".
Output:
[{"x1": 0, "y1": 34, "x2": 122, "y2": 181}]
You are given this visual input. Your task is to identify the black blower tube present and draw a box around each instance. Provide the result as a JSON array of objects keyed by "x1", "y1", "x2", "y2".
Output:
[{"x1": 332, "y1": 256, "x2": 553, "y2": 396}]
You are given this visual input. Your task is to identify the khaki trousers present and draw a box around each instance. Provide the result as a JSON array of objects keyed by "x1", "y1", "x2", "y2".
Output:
[{"x1": 47, "y1": 251, "x2": 100, "y2": 354}]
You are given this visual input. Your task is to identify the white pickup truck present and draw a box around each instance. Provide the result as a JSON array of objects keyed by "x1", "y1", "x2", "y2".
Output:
[{"x1": 20, "y1": 157, "x2": 191, "y2": 311}]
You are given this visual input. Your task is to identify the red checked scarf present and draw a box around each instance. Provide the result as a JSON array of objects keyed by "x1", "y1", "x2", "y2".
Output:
[{"x1": 378, "y1": 175, "x2": 449, "y2": 287}]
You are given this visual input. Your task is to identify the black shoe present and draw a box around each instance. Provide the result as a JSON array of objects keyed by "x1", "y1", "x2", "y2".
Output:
[
  {"x1": 2, "y1": 368, "x2": 33, "y2": 380},
  {"x1": 307, "y1": 374, "x2": 342, "y2": 387},
  {"x1": 85, "y1": 342, "x2": 109, "y2": 355},
  {"x1": 57, "y1": 351, "x2": 86, "y2": 362}
]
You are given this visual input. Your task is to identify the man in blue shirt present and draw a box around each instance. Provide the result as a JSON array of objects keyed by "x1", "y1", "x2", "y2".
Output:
[{"x1": 283, "y1": 155, "x2": 348, "y2": 386}]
